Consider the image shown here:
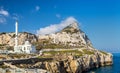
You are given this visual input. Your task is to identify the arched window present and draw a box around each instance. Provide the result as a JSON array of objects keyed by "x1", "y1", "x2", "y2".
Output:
[{"x1": 24, "y1": 47, "x2": 25, "y2": 50}]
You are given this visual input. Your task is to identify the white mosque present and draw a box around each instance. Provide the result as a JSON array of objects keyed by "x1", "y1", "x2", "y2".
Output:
[{"x1": 14, "y1": 21, "x2": 36, "y2": 54}]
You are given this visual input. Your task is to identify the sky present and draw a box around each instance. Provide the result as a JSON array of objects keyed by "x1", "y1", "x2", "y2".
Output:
[{"x1": 0, "y1": 0, "x2": 120, "y2": 51}]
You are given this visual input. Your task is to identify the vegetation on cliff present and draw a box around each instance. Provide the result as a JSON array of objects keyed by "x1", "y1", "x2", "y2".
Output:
[{"x1": 0, "y1": 21, "x2": 113, "y2": 73}]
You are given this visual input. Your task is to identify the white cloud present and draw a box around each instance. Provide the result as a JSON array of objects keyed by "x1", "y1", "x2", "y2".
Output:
[
  {"x1": 36, "y1": 16, "x2": 77, "y2": 35},
  {"x1": 12, "y1": 13, "x2": 23, "y2": 20},
  {"x1": 0, "y1": 9, "x2": 9, "y2": 16},
  {"x1": 12, "y1": 14, "x2": 19, "y2": 20},
  {"x1": 0, "y1": 17, "x2": 6, "y2": 24},
  {"x1": 35, "y1": 6, "x2": 40, "y2": 11},
  {"x1": 56, "y1": 14, "x2": 61, "y2": 18},
  {"x1": 0, "y1": 7, "x2": 9, "y2": 24}
]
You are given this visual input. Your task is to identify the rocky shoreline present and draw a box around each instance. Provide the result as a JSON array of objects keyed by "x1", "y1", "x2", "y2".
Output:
[
  {"x1": 44, "y1": 51, "x2": 113, "y2": 73},
  {"x1": 15, "y1": 50, "x2": 112, "y2": 73},
  {"x1": 0, "y1": 49, "x2": 112, "y2": 73}
]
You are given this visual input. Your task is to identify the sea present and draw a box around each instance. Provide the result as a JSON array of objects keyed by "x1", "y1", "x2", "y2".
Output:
[{"x1": 87, "y1": 53, "x2": 120, "y2": 73}]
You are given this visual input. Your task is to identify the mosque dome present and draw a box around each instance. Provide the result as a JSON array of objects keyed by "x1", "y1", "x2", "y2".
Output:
[{"x1": 24, "y1": 41, "x2": 31, "y2": 45}]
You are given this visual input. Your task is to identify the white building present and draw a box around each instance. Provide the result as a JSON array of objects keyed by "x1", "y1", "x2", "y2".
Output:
[{"x1": 14, "y1": 21, "x2": 36, "y2": 54}]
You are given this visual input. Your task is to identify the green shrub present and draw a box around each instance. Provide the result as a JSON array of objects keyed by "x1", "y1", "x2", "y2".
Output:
[
  {"x1": 82, "y1": 49, "x2": 94, "y2": 55},
  {"x1": 100, "y1": 50, "x2": 108, "y2": 55},
  {"x1": 43, "y1": 50, "x2": 83, "y2": 57}
]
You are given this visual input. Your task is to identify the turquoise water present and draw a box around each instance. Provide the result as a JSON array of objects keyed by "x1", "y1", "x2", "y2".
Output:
[{"x1": 87, "y1": 53, "x2": 120, "y2": 73}]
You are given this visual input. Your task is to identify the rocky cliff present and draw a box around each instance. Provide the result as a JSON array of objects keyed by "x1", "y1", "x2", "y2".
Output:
[
  {"x1": 36, "y1": 21, "x2": 113, "y2": 73},
  {"x1": 8, "y1": 49, "x2": 111, "y2": 73},
  {"x1": 44, "y1": 50, "x2": 112, "y2": 73},
  {"x1": 1, "y1": 49, "x2": 112, "y2": 73},
  {"x1": 0, "y1": 32, "x2": 37, "y2": 46},
  {"x1": 38, "y1": 22, "x2": 93, "y2": 49}
]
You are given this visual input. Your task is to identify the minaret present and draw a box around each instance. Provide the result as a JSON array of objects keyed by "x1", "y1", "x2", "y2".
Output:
[
  {"x1": 15, "y1": 21, "x2": 18, "y2": 47},
  {"x1": 53, "y1": 34, "x2": 55, "y2": 43}
]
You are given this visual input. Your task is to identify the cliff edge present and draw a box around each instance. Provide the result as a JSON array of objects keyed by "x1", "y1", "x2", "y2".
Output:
[{"x1": 37, "y1": 21, "x2": 113, "y2": 73}]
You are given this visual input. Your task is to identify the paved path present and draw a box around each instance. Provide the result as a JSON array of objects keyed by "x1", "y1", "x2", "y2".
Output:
[{"x1": 0, "y1": 57, "x2": 53, "y2": 65}]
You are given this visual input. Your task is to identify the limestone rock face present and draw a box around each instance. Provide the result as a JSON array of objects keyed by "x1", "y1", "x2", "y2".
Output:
[
  {"x1": 0, "y1": 32, "x2": 38, "y2": 46},
  {"x1": 44, "y1": 51, "x2": 113, "y2": 73},
  {"x1": 38, "y1": 22, "x2": 92, "y2": 48}
]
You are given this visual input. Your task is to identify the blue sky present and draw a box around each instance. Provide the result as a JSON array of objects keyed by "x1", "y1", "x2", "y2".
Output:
[{"x1": 0, "y1": 0, "x2": 120, "y2": 51}]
